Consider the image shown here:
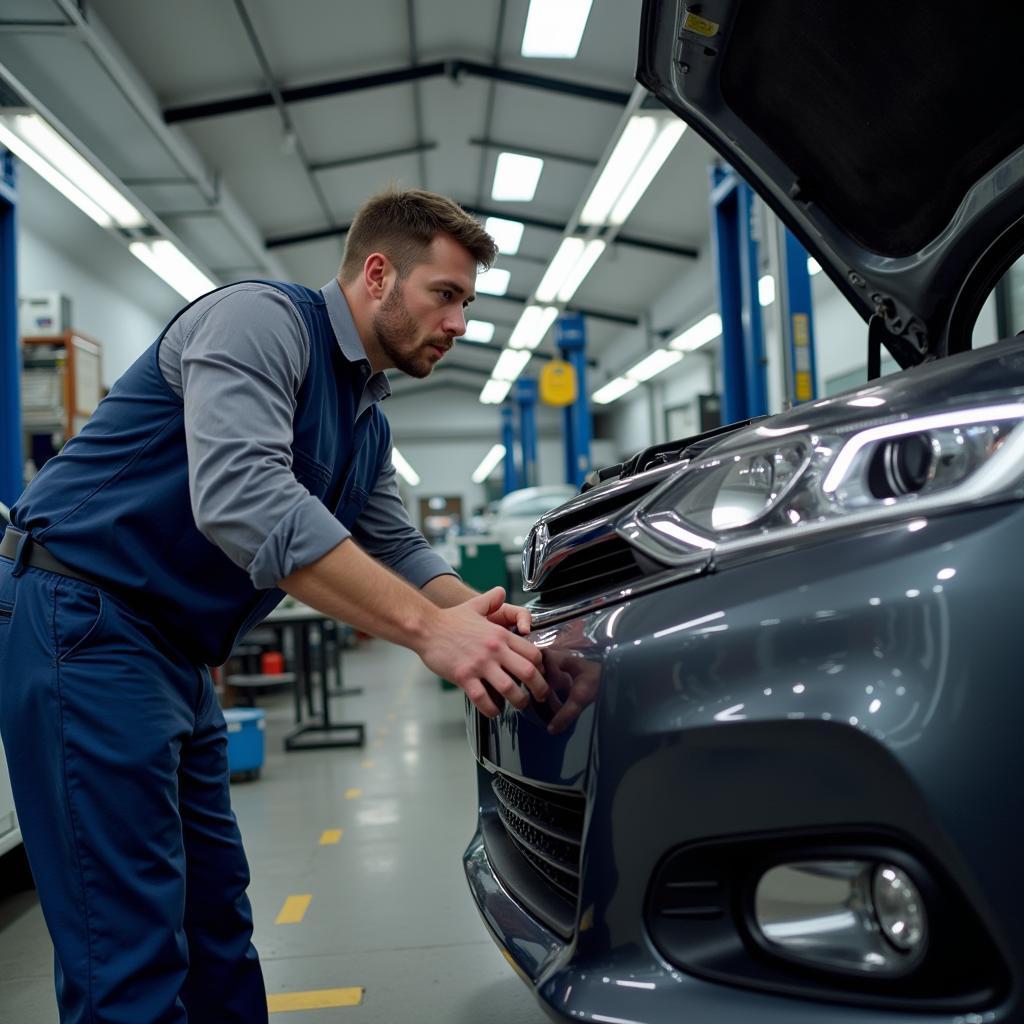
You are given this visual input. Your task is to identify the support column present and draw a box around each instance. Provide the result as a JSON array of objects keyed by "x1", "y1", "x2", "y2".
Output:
[
  {"x1": 500, "y1": 405, "x2": 518, "y2": 496},
  {"x1": 515, "y1": 378, "x2": 538, "y2": 489},
  {"x1": 0, "y1": 152, "x2": 20, "y2": 506},
  {"x1": 556, "y1": 313, "x2": 591, "y2": 488},
  {"x1": 709, "y1": 164, "x2": 767, "y2": 424},
  {"x1": 782, "y1": 227, "x2": 818, "y2": 404}
]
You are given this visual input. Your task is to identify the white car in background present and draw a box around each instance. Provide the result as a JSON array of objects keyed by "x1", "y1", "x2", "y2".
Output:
[{"x1": 487, "y1": 484, "x2": 577, "y2": 556}]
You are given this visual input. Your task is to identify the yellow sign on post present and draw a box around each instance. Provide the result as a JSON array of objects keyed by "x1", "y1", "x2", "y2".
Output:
[{"x1": 539, "y1": 360, "x2": 577, "y2": 406}]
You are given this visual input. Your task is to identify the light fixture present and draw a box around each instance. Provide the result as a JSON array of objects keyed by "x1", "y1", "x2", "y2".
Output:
[
  {"x1": 669, "y1": 313, "x2": 723, "y2": 352},
  {"x1": 609, "y1": 121, "x2": 686, "y2": 225},
  {"x1": 521, "y1": 0, "x2": 594, "y2": 58},
  {"x1": 557, "y1": 239, "x2": 605, "y2": 302},
  {"x1": 391, "y1": 447, "x2": 421, "y2": 487},
  {"x1": 535, "y1": 237, "x2": 585, "y2": 302},
  {"x1": 128, "y1": 240, "x2": 216, "y2": 301},
  {"x1": 581, "y1": 115, "x2": 686, "y2": 228},
  {"x1": 491, "y1": 152, "x2": 544, "y2": 202},
  {"x1": 477, "y1": 267, "x2": 511, "y2": 296},
  {"x1": 508, "y1": 305, "x2": 559, "y2": 350},
  {"x1": 808, "y1": 257, "x2": 822, "y2": 275},
  {"x1": 462, "y1": 320, "x2": 495, "y2": 343},
  {"x1": 472, "y1": 444, "x2": 507, "y2": 482},
  {"x1": 626, "y1": 348, "x2": 683, "y2": 383},
  {"x1": 0, "y1": 112, "x2": 145, "y2": 229},
  {"x1": 592, "y1": 377, "x2": 639, "y2": 405},
  {"x1": 484, "y1": 216, "x2": 524, "y2": 256},
  {"x1": 480, "y1": 378, "x2": 513, "y2": 404},
  {"x1": 492, "y1": 348, "x2": 532, "y2": 381},
  {"x1": 759, "y1": 275, "x2": 776, "y2": 306},
  {"x1": 534, "y1": 238, "x2": 606, "y2": 303}
]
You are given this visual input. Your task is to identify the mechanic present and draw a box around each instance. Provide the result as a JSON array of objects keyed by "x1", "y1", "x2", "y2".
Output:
[{"x1": 0, "y1": 186, "x2": 548, "y2": 1024}]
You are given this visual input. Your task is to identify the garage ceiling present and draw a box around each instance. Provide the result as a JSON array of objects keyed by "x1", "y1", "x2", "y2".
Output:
[{"x1": 0, "y1": 0, "x2": 719, "y2": 405}]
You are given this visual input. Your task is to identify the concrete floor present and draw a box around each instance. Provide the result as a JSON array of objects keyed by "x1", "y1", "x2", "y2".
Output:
[{"x1": 0, "y1": 639, "x2": 548, "y2": 1023}]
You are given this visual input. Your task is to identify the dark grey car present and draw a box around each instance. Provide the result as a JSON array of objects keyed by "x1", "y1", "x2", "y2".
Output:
[{"x1": 463, "y1": 1, "x2": 1024, "y2": 1021}]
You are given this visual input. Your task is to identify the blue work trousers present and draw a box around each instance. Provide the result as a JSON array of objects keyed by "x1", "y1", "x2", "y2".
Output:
[{"x1": 0, "y1": 559, "x2": 268, "y2": 1024}]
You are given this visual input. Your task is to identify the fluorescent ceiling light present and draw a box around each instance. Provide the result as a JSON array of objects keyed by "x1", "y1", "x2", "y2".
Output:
[
  {"x1": 581, "y1": 115, "x2": 658, "y2": 226},
  {"x1": 484, "y1": 216, "x2": 524, "y2": 256},
  {"x1": 669, "y1": 313, "x2": 723, "y2": 352},
  {"x1": 535, "y1": 237, "x2": 584, "y2": 302},
  {"x1": 0, "y1": 113, "x2": 144, "y2": 229},
  {"x1": 129, "y1": 240, "x2": 216, "y2": 301},
  {"x1": 477, "y1": 267, "x2": 511, "y2": 295},
  {"x1": 557, "y1": 239, "x2": 605, "y2": 302},
  {"x1": 480, "y1": 378, "x2": 513, "y2": 404},
  {"x1": 391, "y1": 447, "x2": 421, "y2": 487},
  {"x1": 462, "y1": 319, "x2": 495, "y2": 343},
  {"x1": 472, "y1": 444, "x2": 507, "y2": 482},
  {"x1": 807, "y1": 257, "x2": 822, "y2": 275},
  {"x1": 759, "y1": 275, "x2": 775, "y2": 307},
  {"x1": 521, "y1": 0, "x2": 594, "y2": 58},
  {"x1": 492, "y1": 348, "x2": 532, "y2": 381},
  {"x1": 491, "y1": 152, "x2": 544, "y2": 202},
  {"x1": 508, "y1": 305, "x2": 559, "y2": 350},
  {"x1": 592, "y1": 377, "x2": 639, "y2": 405},
  {"x1": 609, "y1": 121, "x2": 686, "y2": 225},
  {"x1": 626, "y1": 348, "x2": 683, "y2": 383}
]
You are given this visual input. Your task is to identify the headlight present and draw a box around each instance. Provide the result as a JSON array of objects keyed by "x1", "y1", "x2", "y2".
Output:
[{"x1": 621, "y1": 401, "x2": 1024, "y2": 563}]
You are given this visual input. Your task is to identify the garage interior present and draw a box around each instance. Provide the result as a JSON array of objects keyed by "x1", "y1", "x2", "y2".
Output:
[{"x1": 1, "y1": 2, "x2": 1022, "y2": 1023}]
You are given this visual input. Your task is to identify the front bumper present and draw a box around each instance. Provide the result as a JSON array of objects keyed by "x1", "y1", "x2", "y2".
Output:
[{"x1": 464, "y1": 503, "x2": 1023, "y2": 1022}]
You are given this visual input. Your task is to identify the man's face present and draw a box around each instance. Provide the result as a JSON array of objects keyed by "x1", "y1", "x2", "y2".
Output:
[{"x1": 372, "y1": 233, "x2": 476, "y2": 379}]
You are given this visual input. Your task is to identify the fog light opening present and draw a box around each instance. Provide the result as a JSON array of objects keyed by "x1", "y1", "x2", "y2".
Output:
[{"x1": 754, "y1": 859, "x2": 927, "y2": 976}]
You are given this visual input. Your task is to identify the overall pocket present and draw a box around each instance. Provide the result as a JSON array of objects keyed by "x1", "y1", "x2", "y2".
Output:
[{"x1": 55, "y1": 582, "x2": 105, "y2": 663}]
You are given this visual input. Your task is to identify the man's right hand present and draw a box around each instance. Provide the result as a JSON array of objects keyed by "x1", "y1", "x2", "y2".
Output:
[{"x1": 415, "y1": 587, "x2": 548, "y2": 718}]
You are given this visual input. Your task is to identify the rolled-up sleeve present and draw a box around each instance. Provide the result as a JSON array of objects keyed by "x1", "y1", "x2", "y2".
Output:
[
  {"x1": 351, "y1": 445, "x2": 457, "y2": 588},
  {"x1": 179, "y1": 285, "x2": 350, "y2": 589}
]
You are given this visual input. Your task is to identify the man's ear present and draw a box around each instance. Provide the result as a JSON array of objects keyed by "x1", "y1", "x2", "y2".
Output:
[{"x1": 364, "y1": 252, "x2": 390, "y2": 301}]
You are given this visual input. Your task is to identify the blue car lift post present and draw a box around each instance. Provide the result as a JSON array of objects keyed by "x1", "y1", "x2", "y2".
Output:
[
  {"x1": 556, "y1": 313, "x2": 591, "y2": 488},
  {"x1": 0, "y1": 151, "x2": 20, "y2": 507},
  {"x1": 500, "y1": 404, "x2": 518, "y2": 496},
  {"x1": 515, "y1": 377, "x2": 538, "y2": 489},
  {"x1": 709, "y1": 164, "x2": 768, "y2": 424}
]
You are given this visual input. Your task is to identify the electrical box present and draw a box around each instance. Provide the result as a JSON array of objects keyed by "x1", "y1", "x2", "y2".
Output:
[{"x1": 19, "y1": 292, "x2": 71, "y2": 338}]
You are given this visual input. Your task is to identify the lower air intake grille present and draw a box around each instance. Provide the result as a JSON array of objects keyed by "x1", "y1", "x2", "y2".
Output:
[{"x1": 487, "y1": 774, "x2": 585, "y2": 934}]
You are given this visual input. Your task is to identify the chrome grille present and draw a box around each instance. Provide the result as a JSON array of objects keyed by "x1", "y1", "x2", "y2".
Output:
[{"x1": 491, "y1": 774, "x2": 584, "y2": 906}]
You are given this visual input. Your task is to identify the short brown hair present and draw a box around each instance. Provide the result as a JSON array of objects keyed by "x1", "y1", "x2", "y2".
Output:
[{"x1": 340, "y1": 186, "x2": 497, "y2": 281}]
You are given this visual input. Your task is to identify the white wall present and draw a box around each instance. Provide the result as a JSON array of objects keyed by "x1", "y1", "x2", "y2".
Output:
[{"x1": 18, "y1": 226, "x2": 172, "y2": 388}]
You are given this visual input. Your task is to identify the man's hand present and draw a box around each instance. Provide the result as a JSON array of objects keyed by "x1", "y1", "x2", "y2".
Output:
[
  {"x1": 415, "y1": 587, "x2": 548, "y2": 718},
  {"x1": 485, "y1": 596, "x2": 532, "y2": 636}
]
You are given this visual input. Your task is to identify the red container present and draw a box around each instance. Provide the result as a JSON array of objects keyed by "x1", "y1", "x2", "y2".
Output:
[{"x1": 260, "y1": 650, "x2": 284, "y2": 675}]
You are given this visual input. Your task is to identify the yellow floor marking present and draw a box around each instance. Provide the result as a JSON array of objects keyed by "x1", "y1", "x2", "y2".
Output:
[
  {"x1": 267, "y1": 987, "x2": 364, "y2": 1012},
  {"x1": 345, "y1": 787, "x2": 362, "y2": 799},
  {"x1": 275, "y1": 894, "x2": 312, "y2": 925},
  {"x1": 377, "y1": 727, "x2": 391, "y2": 738},
  {"x1": 372, "y1": 740, "x2": 383, "y2": 749},
  {"x1": 319, "y1": 829, "x2": 343, "y2": 845},
  {"x1": 360, "y1": 759, "x2": 373, "y2": 769},
  {"x1": 387, "y1": 711, "x2": 396, "y2": 721}
]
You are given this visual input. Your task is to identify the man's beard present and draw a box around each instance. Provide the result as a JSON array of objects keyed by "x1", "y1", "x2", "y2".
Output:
[{"x1": 372, "y1": 284, "x2": 445, "y2": 379}]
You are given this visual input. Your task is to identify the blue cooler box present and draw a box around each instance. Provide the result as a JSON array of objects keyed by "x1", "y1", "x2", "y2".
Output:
[{"x1": 224, "y1": 707, "x2": 266, "y2": 778}]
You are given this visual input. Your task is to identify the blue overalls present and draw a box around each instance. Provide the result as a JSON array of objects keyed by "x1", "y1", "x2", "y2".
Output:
[{"x1": 0, "y1": 282, "x2": 390, "y2": 1023}]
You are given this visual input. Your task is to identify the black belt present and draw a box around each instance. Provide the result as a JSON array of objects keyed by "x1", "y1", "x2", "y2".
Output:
[{"x1": 0, "y1": 528, "x2": 99, "y2": 586}]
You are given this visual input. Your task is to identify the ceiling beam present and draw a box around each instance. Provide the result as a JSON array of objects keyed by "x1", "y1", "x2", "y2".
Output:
[
  {"x1": 309, "y1": 141, "x2": 436, "y2": 173},
  {"x1": 162, "y1": 59, "x2": 631, "y2": 124},
  {"x1": 468, "y1": 137, "x2": 596, "y2": 169},
  {"x1": 265, "y1": 210, "x2": 699, "y2": 261}
]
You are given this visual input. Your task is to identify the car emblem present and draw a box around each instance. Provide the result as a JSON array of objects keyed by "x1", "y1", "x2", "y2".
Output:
[{"x1": 523, "y1": 521, "x2": 549, "y2": 590}]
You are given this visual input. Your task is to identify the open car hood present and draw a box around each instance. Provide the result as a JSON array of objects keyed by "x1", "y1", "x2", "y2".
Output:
[{"x1": 637, "y1": 0, "x2": 1024, "y2": 365}]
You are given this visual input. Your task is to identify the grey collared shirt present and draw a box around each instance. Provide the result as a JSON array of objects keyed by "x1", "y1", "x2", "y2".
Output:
[{"x1": 158, "y1": 278, "x2": 455, "y2": 591}]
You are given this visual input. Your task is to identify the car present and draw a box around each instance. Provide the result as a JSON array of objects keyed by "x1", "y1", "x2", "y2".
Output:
[
  {"x1": 462, "y1": 2, "x2": 1024, "y2": 1021},
  {"x1": 485, "y1": 485, "x2": 578, "y2": 592}
]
